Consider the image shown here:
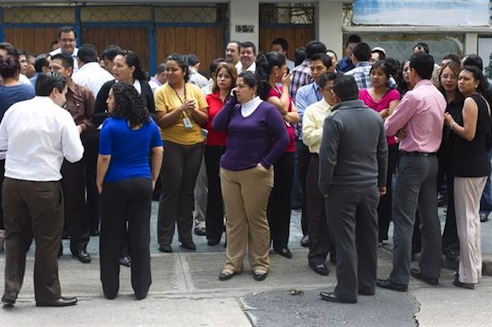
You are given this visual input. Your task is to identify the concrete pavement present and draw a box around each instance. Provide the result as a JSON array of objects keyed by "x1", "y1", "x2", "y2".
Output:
[{"x1": 1, "y1": 205, "x2": 492, "y2": 326}]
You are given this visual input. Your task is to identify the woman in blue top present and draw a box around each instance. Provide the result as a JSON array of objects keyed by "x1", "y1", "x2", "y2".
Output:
[
  {"x1": 0, "y1": 55, "x2": 35, "y2": 251},
  {"x1": 96, "y1": 82, "x2": 163, "y2": 300}
]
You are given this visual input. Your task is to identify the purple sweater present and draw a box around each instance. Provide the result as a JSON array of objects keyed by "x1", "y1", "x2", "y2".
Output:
[{"x1": 212, "y1": 96, "x2": 289, "y2": 171}]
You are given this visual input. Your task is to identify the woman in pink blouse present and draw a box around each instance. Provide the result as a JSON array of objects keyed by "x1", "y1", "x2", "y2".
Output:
[{"x1": 359, "y1": 59, "x2": 400, "y2": 245}]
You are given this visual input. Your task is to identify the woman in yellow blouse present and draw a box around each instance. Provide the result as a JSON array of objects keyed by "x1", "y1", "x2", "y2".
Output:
[{"x1": 154, "y1": 54, "x2": 209, "y2": 253}]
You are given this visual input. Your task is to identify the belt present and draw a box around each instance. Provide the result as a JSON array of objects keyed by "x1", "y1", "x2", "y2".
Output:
[{"x1": 399, "y1": 151, "x2": 436, "y2": 157}]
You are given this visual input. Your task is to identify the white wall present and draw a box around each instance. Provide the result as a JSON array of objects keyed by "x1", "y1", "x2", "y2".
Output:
[{"x1": 229, "y1": 0, "x2": 259, "y2": 47}]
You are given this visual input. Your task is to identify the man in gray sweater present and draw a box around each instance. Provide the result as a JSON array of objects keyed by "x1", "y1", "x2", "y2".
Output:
[{"x1": 318, "y1": 75, "x2": 388, "y2": 304}]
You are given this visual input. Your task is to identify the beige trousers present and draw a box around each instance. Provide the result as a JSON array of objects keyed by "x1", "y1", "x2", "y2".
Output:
[
  {"x1": 454, "y1": 176, "x2": 487, "y2": 284},
  {"x1": 220, "y1": 166, "x2": 273, "y2": 273}
]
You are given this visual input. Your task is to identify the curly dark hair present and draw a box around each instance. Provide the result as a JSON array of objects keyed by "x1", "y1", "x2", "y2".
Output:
[{"x1": 110, "y1": 82, "x2": 149, "y2": 128}]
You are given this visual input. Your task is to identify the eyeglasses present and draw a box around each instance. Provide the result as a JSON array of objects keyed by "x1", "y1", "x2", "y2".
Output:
[
  {"x1": 323, "y1": 87, "x2": 335, "y2": 94},
  {"x1": 60, "y1": 38, "x2": 75, "y2": 43}
]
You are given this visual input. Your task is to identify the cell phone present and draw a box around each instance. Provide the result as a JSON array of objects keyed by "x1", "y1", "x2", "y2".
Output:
[{"x1": 286, "y1": 67, "x2": 290, "y2": 75}]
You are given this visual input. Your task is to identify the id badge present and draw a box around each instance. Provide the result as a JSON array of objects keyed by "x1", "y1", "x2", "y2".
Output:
[{"x1": 183, "y1": 117, "x2": 192, "y2": 129}]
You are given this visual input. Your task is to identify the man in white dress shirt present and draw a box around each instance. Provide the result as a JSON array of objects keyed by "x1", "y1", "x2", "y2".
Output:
[
  {"x1": 72, "y1": 44, "x2": 113, "y2": 98},
  {"x1": 0, "y1": 72, "x2": 84, "y2": 307},
  {"x1": 49, "y1": 26, "x2": 79, "y2": 72}
]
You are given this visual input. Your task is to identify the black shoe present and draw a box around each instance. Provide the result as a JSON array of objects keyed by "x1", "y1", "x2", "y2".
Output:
[
  {"x1": 410, "y1": 268, "x2": 438, "y2": 285},
  {"x1": 73, "y1": 250, "x2": 91, "y2": 264},
  {"x1": 219, "y1": 269, "x2": 237, "y2": 281},
  {"x1": 445, "y1": 250, "x2": 459, "y2": 262},
  {"x1": 300, "y1": 235, "x2": 310, "y2": 247},
  {"x1": 90, "y1": 228, "x2": 100, "y2": 236},
  {"x1": 376, "y1": 279, "x2": 408, "y2": 292},
  {"x1": 119, "y1": 256, "x2": 131, "y2": 267},
  {"x1": 310, "y1": 263, "x2": 329, "y2": 276},
  {"x1": 453, "y1": 278, "x2": 475, "y2": 289},
  {"x1": 480, "y1": 213, "x2": 489, "y2": 222},
  {"x1": 159, "y1": 245, "x2": 173, "y2": 253},
  {"x1": 319, "y1": 292, "x2": 357, "y2": 304},
  {"x1": 253, "y1": 271, "x2": 268, "y2": 281},
  {"x1": 36, "y1": 296, "x2": 77, "y2": 307},
  {"x1": 207, "y1": 239, "x2": 220, "y2": 246},
  {"x1": 194, "y1": 226, "x2": 206, "y2": 236},
  {"x1": 274, "y1": 247, "x2": 292, "y2": 259},
  {"x1": 181, "y1": 241, "x2": 196, "y2": 251},
  {"x1": 358, "y1": 288, "x2": 375, "y2": 296},
  {"x1": 1, "y1": 290, "x2": 17, "y2": 306}
]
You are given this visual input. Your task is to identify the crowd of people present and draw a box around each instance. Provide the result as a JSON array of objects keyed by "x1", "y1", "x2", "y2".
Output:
[{"x1": 0, "y1": 25, "x2": 491, "y2": 306}]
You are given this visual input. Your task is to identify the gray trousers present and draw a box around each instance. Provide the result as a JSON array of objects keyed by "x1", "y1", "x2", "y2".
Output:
[
  {"x1": 326, "y1": 185, "x2": 379, "y2": 300},
  {"x1": 389, "y1": 155, "x2": 442, "y2": 285}
]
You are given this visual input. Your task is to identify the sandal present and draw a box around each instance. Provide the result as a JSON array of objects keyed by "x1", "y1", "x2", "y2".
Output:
[
  {"x1": 253, "y1": 270, "x2": 268, "y2": 281},
  {"x1": 219, "y1": 269, "x2": 236, "y2": 281}
]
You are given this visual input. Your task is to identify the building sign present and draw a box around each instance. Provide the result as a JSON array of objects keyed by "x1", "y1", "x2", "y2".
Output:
[
  {"x1": 235, "y1": 25, "x2": 254, "y2": 33},
  {"x1": 353, "y1": 0, "x2": 490, "y2": 26}
]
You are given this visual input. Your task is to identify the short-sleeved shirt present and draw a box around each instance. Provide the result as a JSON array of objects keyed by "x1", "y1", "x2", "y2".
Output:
[
  {"x1": 359, "y1": 88, "x2": 400, "y2": 146},
  {"x1": 99, "y1": 117, "x2": 162, "y2": 182},
  {"x1": 268, "y1": 86, "x2": 296, "y2": 152},
  {"x1": 154, "y1": 82, "x2": 208, "y2": 145},
  {"x1": 0, "y1": 84, "x2": 35, "y2": 122}
]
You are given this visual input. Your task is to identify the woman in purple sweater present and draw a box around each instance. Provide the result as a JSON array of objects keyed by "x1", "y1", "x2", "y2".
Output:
[{"x1": 212, "y1": 71, "x2": 289, "y2": 281}]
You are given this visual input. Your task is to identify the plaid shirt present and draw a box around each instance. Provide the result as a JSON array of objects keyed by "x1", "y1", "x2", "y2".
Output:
[
  {"x1": 345, "y1": 62, "x2": 372, "y2": 90},
  {"x1": 290, "y1": 60, "x2": 313, "y2": 100}
]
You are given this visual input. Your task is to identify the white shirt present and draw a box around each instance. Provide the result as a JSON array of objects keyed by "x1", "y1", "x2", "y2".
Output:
[
  {"x1": 0, "y1": 96, "x2": 84, "y2": 181},
  {"x1": 72, "y1": 62, "x2": 114, "y2": 97},
  {"x1": 50, "y1": 47, "x2": 79, "y2": 72},
  {"x1": 148, "y1": 76, "x2": 162, "y2": 94},
  {"x1": 235, "y1": 61, "x2": 256, "y2": 73},
  {"x1": 189, "y1": 70, "x2": 210, "y2": 89},
  {"x1": 241, "y1": 96, "x2": 262, "y2": 117}
]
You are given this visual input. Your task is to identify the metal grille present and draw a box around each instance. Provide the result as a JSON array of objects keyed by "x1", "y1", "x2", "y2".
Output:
[
  {"x1": 81, "y1": 6, "x2": 152, "y2": 22},
  {"x1": 2, "y1": 4, "x2": 228, "y2": 24},
  {"x1": 342, "y1": 2, "x2": 353, "y2": 27},
  {"x1": 259, "y1": 4, "x2": 314, "y2": 24},
  {"x1": 3, "y1": 7, "x2": 74, "y2": 24},
  {"x1": 154, "y1": 5, "x2": 227, "y2": 24}
]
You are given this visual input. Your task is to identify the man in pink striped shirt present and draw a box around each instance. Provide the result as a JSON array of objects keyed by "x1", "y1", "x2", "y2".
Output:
[{"x1": 377, "y1": 53, "x2": 447, "y2": 292}]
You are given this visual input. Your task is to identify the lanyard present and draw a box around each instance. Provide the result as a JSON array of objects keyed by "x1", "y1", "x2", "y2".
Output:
[
  {"x1": 313, "y1": 84, "x2": 321, "y2": 102},
  {"x1": 169, "y1": 84, "x2": 187, "y2": 104}
]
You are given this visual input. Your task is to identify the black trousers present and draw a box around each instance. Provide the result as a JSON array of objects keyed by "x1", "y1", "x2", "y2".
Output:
[
  {"x1": 84, "y1": 131, "x2": 101, "y2": 232},
  {"x1": 0, "y1": 159, "x2": 5, "y2": 229},
  {"x1": 267, "y1": 151, "x2": 295, "y2": 249},
  {"x1": 204, "y1": 145, "x2": 226, "y2": 242},
  {"x1": 157, "y1": 141, "x2": 204, "y2": 246},
  {"x1": 326, "y1": 185, "x2": 379, "y2": 301},
  {"x1": 100, "y1": 178, "x2": 152, "y2": 299},
  {"x1": 442, "y1": 175, "x2": 459, "y2": 255},
  {"x1": 306, "y1": 155, "x2": 334, "y2": 265},
  {"x1": 3, "y1": 178, "x2": 63, "y2": 302},
  {"x1": 296, "y1": 141, "x2": 311, "y2": 236},
  {"x1": 61, "y1": 158, "x2": 90, "y2": 254},
  {"x1": 378, "y1": 144, "x2": 398, "y2": 242}
]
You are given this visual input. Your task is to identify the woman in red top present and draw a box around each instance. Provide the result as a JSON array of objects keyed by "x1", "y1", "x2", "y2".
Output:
[
  {"x1": 256, "y1": 52, "x2": 299, "y2": 258},
  {"x1": 204, "y1": 63, "x2": 237, "y2": 245}
]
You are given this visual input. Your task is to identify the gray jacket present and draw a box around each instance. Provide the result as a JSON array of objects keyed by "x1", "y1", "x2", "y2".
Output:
[{"x1": 318, "y1": 99, "x2": 388, "y2": 196}]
